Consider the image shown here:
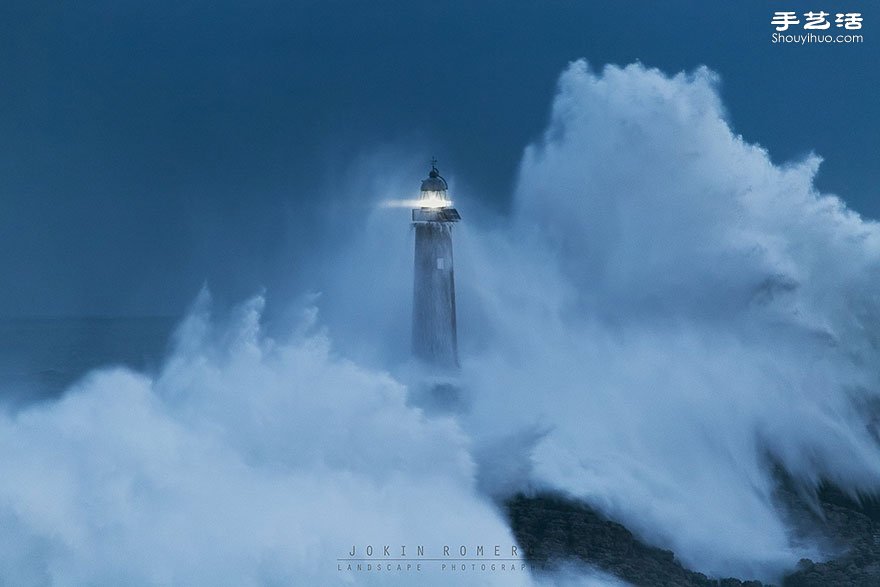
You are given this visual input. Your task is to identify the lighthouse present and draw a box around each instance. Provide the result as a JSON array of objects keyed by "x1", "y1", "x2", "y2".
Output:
[{"x1": 412, "y1": 161, "x2": 461, "y2": 369}]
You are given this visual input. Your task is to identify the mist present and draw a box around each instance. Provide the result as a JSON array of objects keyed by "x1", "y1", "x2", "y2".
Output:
[
  {"x1": 316, "y1": 60, "x2": 880, "y2": 582},
  {"x1": 0, "y1": 290, "x2": 532, "y2": 585},
  {"x1": 464, "y1": 61, "x2": 880, "y2": 580},
  {"x1": 1, "y1": 59, "x2": 879, "y2": 585}
]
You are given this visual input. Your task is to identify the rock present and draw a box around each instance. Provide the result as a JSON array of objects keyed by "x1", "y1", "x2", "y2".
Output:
[
  {"x1": 505, "y1": 492, "x2": 766, "y2": 586},
  {"x1": 504, "y1": 477, "x2": 880, "y2": 586}
]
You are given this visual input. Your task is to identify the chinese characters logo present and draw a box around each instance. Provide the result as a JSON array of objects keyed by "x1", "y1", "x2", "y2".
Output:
[{"x1": 772, "y1": 11, "x2": 863, "y2": 31}]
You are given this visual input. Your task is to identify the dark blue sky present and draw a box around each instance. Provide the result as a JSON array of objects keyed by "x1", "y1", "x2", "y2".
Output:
[{"x1": 0, "y1": 0, "x2": 876, "y2": 317}]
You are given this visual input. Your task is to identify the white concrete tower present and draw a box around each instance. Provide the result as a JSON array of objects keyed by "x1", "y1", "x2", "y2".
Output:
[{"x1": 412, "y1": 161, "x2": 461, "y2": 369}]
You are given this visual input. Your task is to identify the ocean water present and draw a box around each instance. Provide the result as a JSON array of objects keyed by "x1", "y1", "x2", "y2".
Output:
[{"x1": 0, "y1": 317, "x2": 176, "y2": 406}]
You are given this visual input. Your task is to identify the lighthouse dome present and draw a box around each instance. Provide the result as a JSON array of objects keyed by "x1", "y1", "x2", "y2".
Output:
[{"x1": 420, "y1": 166, "x2": 448, "y2": 192}]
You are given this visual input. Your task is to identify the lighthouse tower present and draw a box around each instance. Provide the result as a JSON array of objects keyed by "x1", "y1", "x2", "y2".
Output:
[{"x1": 412, "y1": 161, "x2": 461, "y2": 369}]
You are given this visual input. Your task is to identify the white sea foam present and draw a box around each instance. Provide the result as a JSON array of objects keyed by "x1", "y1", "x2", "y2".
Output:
[{"x1": 0, "y1": 291, "x2": 529, "y2": 585}]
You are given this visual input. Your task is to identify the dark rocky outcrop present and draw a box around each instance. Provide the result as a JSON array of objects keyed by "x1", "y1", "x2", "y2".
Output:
[
  {"x1": 505, "y1": 482, "x2": 880, "y2": 587},
  {"x1": 778, "y1": 481, "x2": 880, "y2": 586},
  {"x1": 505, "y1": 492, "x2": 767, "y2": 586}
]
